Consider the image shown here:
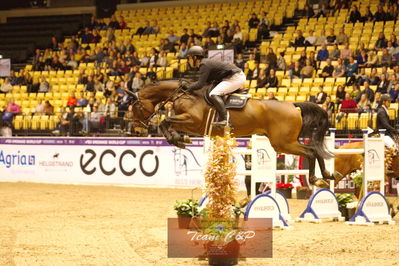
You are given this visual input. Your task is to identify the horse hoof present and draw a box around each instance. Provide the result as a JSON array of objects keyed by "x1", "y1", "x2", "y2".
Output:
[
  {"x1": 176, "y1": 142, "x2": 186, "y2": 149},
  {"x1": 309, "y1": 176, "x2": 318, "y2": 185},
  {"x1": 183, "y1": 135, "x2": 192, "y2": 144},
  {"x1": 315, "y1": 179, "x2": 330, "y2": 189}
]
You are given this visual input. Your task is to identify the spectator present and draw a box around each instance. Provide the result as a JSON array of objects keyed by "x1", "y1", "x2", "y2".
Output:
[
  {"x1": 326, "y1": 28, "x2": 336, "y2": 45},
  {"x1": 315, "y1": 29, "x2": 327, "y2": 46},
  {"x1": 82, "y1": 105, "x2": 102, "y2": 134},
  {"x1": 84, "y1": 75, "x2": 96, "y2": 92},
  {"x1": 276, "y1": 52, "x2": 287, "y2": 71},
  {"x1": 357, "y1": 93, "x2": 371, "y2": 114},
  {"x1": 235, "y1": 53, "x2": 246, "y2": 69},
  {"x1": 233, "y1": 26, "x2": 243, "y2": 41},
  {"x1": 257, "y1": 11, "x2": 269, "y2": 41},
  {"x1": 387, "y1": 74, "x2": 397, "y2": 93},
  {"x1": 0, "y1": 78, "x2": 12, "y2": 93},
  {"x1": 317, "y1": 43, "x2": 329, "y2": 61},
  {"x1": 122, "y1": 105, "x2": 134, "y2": 134},
  {"x1": 167, "y1": 30, "x2": 179, "y2": 44},
  {"x1": 208, "y1": 22, "x2": 220, "y2": 37},
  {"x1": 374, "y1": 6, "x2": 386, "y2": 22},
  {"x1": 265, "y1": 48, "x2": 277, "y2": 69},
  {"x1": 2, "y1": 99, "x2": 20, "y2": 125},
  {"x1": 202, "y1": 21, "x2": 212, "y2": 37},
  {"x1": 345, "y1": 57, "x2": 358, "y2": 85},
  {"x1": 351, "y1": 84, "x2": 361, "y2": 99},
  {"x1": 131, "y1": 72, "x2": 144, "y2": 93},
  {"x1": 390, "y1": 84, "x2": 399, "y2": 102},
  {"x1": 152, "y1": 20, "x2": 160, "y2": 35},
  {"x1": 348, "y1": 5, "x2": 362, "y2": 24},
  {"x1": 298, "y1": 50, "x2": 307, "y2": 67},
  {"x1": 67, "y1": 92, "x2": 78, "y2": 107},
  {"x1": 267, "y1": 91, "x2": 278, "y2": 100},
  {"x1": 35, "y1": 99, "x2": 45, "y2": 114},
  {"x1": 363, "y1": 6, "x2": 374, "y2": 22},
  {"x1": 329, "y1": 44, "x2": 341, "y2": 60},
  {"x1": 91, "y1": 30, "x2": 101, "y2": 43},
  {"x1": 322, "y1": 96, "x2": 335, "y2": 121},
  {"x1": 256, "y1": 69, "x2": 267, "y2": 89},
  {"x1": 156, "y1": 51, "x2": 168, "y2": 67},
  {"x1": 44, "y1": 100, "x2": 54, "y2": 115},
  {"x1": 300, "y1": 59, "x2": 314, "y2": 79},
  {"x1": 146, "y1": 66, "x2": 157, "y2": 82},
  {"x1": 303, "y1": 4, "x2": 315, "y2": 18},
  {"x1": 38, "y1": 76, "x2": 51, "y2": 93},
  {"x1": 289, "y1": 61, "x2": 301, "y2": 80},
  {"x1": 180, "y1": 28, "x2": 189, "y2": 44},
  {"x1": 315, "y1": 86, "x2": 327, "y2": 104},
  {"x1": 104, "y1": 98, "x2": 117, "y2": 128},
  {"x1": 304, "y1": 30, "x2": 316, "y2": 46},
  {"x1": 335, "y1": 85, "x2": 346, "y2": 106},
  {"x1": 336, "y1": 93, "x2": 358, "y2": 122},
  {"x1": 355, "y1": 68, "x2": 369, "y2": 85},
  {"x1": 336, "y1": 28, "x2": 348, "y2": 45},
  {"x1": 177, "y1": 43, "x2": 188, "y2": 59},
  {"x1": 248, "y1": 13, "x2": 260, "y2": 29},
  {"x1": 160, "y1": 38, "x2": 175, "y2": 53},
  {"x1": 356, "y1": 50, "x2": 368, "y2": 68},
  {"x1": 77, "y1": 92, "x2": 88, "y2": 107},
  {"x1": 140, "y1": 52, "x2": 149, "y2": 67},
  {"x1": 320, "y1": 58, "x2": 334, "y2": 78},
  {"x1": 381, "y1": 48, "x2": 392, "y2": 67},
  {"x1": 372, "y1": 92, "x2": 382, "y2": 111},
  {"x1": 106, "y1": 28, "x2": 115, "y2": 42},
  {"x1": 79, "y1": 27, "x2": 93, "y2": 44},
  {"x1": 376, "y1": 74, "x2": 389, "y2": 94},
  {"x1": 119, "y1": 16, "x2": 127, "y2": 29},
  {"x1": 292, "y1": 30, "x2": 305, "y2": 47},
  {"x1": 340, "y1": 44, "x2": 353, "y2": 64},
  {"x1": 148, "y1": 48, "x2": 159, "y2": 67},
  {"x1": 367, "y1": 51, "x2": 378, "y2": 67},
  {"x1": 369, "y1": 68, "x2": 380, "y2": 85},
  {"x1": 108, "y1": 15, "x2": 120, "y2": 29},
  {"x1": 265, "y1": 69, "x2": 278, "y2": 88},
  {"x1": 358, "y1": 81, "x2": 375, "y2": 103},
  {"x1": 375, "y1": 32, "x2": 388, "y2": 50},
  {"x1": 136, "y1": 20, "x2": 153, "y2": 35}
]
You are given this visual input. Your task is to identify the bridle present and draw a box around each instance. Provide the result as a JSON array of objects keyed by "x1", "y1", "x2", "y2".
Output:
[{"x1": 129, "y1": 81, "x2": 188, "y2": 129}]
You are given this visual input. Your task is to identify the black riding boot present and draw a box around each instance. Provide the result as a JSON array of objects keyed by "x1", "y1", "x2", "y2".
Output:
[{"x1": 210, "y1": 95, "x2": 228, "y2": 127}]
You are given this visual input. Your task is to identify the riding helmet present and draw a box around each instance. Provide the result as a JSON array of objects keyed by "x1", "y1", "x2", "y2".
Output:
[{"x1": 187, "y1": 46, "x2": 205, "y2": 58}]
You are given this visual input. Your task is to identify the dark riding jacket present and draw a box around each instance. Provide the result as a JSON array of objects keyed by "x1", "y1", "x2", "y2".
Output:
[
  {"x1": 376, "y1": 106, "x2": 397, "y2": 137},
  {"x1": 187, "y1": 59, "x2": 241, "y2": 91}
]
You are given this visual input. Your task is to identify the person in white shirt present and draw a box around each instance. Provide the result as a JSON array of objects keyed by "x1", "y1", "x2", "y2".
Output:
[
  {"x1": 233, "y1": 26, "x2": 243, "y2": 41},
  {"x1": 0, "y1": 78, "x2": 13, "y2": 93},
  {"x1": 35, "y1": 99, "x2": 45, "y2": 114},
  {"x1": 156, "y1": 51, "x2": 168, "y2": 67},
  {"x1": 304, "y1": 30, "x2": 316, "y2": 46}
]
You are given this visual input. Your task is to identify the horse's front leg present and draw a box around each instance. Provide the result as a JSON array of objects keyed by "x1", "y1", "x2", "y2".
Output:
[{"x1": 165, "y1": 113, "x2": 195, "y2": 124}]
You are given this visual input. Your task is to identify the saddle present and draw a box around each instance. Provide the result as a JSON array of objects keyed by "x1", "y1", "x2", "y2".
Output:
[{"x1": 203, "y1": 85, "x2": 250, "y2": 109}]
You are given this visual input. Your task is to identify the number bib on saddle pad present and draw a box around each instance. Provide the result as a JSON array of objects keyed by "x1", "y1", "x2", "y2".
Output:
[{"x1": 203, "y1": 86, "x2": 249, "y2": 109}]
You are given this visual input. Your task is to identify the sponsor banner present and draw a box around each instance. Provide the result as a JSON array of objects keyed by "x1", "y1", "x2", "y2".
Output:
[
  {"x1": 0, "y1": 137, "x2": 358, "y2": 188},
  {"x1": 167, "y1": 218, "x2": 272, "y2": 258},
  {"x1": 0, "y1": 137, "x2": 249, "y2": 188}
]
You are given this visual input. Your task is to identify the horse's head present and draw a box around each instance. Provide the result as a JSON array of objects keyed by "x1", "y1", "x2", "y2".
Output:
[{"x1": 130, "y1": 80, "x2": 181, "y2": 128}]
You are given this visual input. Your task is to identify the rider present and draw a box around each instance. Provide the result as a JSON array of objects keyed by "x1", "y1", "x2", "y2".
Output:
[
  {"x1": 377, "y1": 94, "x2": 398, "y2": 148},
  {"x1": 183, "y1": 46, "x2": 246, "y2": 126}
]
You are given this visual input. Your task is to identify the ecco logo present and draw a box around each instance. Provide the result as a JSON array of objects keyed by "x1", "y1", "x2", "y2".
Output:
[{"x1": 80, "y1": 149, "x2": 159, "y2": 176}]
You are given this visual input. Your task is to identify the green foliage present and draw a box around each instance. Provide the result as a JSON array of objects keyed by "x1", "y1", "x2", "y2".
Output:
[
  {"x1": 174, "y1": 199, "x2": 200, "y2": 217},
  {"x1": 336, "y1": 193, "x2": 355, "y2": 209},
  {"x1": 351, "y1": 170, "x2": 364, "y2": 188}
]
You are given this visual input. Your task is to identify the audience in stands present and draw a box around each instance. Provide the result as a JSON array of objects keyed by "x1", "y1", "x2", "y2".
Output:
[
  {"x1": 35, "y1": 99, "x2": 45, "y2": 114},
  {"x1": 0, "y1": 78, "x2": 13, "y2": 93}
]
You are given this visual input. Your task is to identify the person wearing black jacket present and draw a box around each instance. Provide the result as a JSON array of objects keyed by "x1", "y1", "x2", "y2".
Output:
[
  {"x1": 348, "y1": 5, "x2": 362, "y2": 24},
  {"x1": 376, "y1": 94, "x2": 398, "y2": 146},
  {"x1": 183, "y1": 46, "x2": 246, "y2": 126}
]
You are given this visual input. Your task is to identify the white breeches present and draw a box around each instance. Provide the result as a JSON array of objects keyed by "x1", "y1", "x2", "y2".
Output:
[
  {"x1": 383, "y1": 135, "x2": 397, "y2": 149},
  {"x1": 209, "y1": 71, "x2": 246, "y2": 96}
]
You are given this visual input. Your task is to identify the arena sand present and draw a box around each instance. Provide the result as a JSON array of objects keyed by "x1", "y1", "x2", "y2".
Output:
[{"x1": 0, "y1": 182, "x2": 398, "y2": 266}]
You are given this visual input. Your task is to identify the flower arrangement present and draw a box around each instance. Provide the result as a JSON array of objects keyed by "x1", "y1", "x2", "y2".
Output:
[
  {"x1": 276, "y1": 183, "x2": 293, "y2": 189},
  {"x1": 336, "y1": 193, "x2": 355, "y2": 209},
  {"x1": 203, "y1": 134, "x2": 238, "y2": 219}
]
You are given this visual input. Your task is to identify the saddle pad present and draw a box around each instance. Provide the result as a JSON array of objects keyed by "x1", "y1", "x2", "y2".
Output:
[{"x1": 225, "y1": 95, "x2": 249, "y2": 109}]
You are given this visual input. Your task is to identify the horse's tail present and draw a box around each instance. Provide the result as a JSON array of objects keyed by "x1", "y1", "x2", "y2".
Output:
[{"x1": 294, "y1": 102, "x2": 333, "y2": 159}]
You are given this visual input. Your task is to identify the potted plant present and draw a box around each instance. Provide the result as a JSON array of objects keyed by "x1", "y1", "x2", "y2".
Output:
[
  {"x1": 174, "y1": 198, "x2": 200, "y2": 229},
  {"x1": 276, "y1": 182, "x2": 293, "y2": 198},
  {"x1": 296, "y1": 186, "x2": 311, "y2": 199},
  {"x1": 336, "y1": 193, "x2": 356, "y2": 221}
]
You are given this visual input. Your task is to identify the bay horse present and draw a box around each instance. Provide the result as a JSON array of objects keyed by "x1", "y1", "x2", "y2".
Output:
[{"x1": 131, "y1": 80, "x2": 334, "y2": 185}]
